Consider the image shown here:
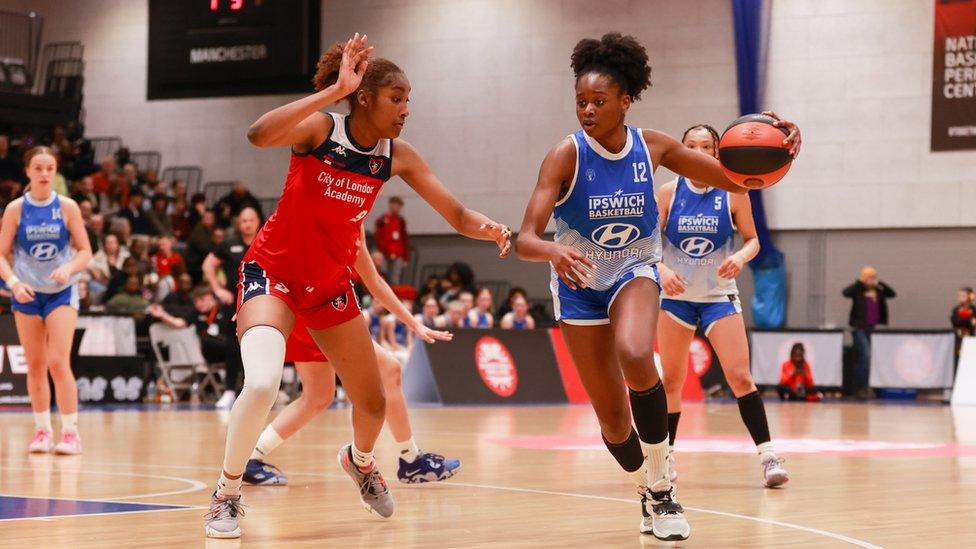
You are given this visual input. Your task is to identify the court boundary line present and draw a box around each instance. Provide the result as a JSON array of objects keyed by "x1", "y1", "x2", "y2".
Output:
[
  {"x1": 0, "y1": 464, "x2": 208, "y2": 501},
  {"x1": 10, "y1": 457, "x2": 882, "y2": 547},
  {"x1": 0, "y1": 506, "x2": 202, "y2": 523}
]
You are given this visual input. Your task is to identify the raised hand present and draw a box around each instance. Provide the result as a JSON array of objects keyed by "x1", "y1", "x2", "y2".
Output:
[
  {"x1": 763, "y1": 110, "x2": 801, "y2": 158},
  {"x1": 335, "y1": 33, "x2": 374, "y2": 96}
]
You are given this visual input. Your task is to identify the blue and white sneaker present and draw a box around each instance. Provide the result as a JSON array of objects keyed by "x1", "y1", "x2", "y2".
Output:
[
  {"x1": 397, "y1": 451, "x2": 461, "y2": 484},
  {"x1": 243, "y1": 458, "x2": 288, "y2": 485}
]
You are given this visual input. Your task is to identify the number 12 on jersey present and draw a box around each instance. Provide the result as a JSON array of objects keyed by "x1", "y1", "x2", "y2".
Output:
[{"x1": 632, "y1": 162, "x2": 648, "y2": 183}]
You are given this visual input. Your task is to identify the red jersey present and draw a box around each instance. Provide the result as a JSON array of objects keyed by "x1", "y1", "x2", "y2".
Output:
[
  {"x1": 375, "y1": 212, "x2": 408, "y2": 259},
  {"x1": 246, "y1": 113, "x2": 393, "y2": 292},
  {"x1": 780, "y1": 360, "x2": 815, "y2": 392}
]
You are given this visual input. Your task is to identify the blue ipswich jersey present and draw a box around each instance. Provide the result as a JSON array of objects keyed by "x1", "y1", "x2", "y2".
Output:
[
  {"x1": 551, "y1": 127, "x2": 661, "y2": 295},
  {"x1": 662, "y1": 176, "x2": 738, "y2": 302},
  {"x1": 14, "y1": 193, "x2": 76, "y2": 294}
]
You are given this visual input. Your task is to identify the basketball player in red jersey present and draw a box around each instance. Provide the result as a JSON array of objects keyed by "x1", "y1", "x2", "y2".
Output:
[{"x1": 206, "y1": 34, "x2": 511, "y2": 538}]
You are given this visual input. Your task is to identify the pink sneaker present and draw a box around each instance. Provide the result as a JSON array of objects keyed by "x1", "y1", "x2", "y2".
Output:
[
  {"x1": 54, "y1": 431, "x2": 83, "y2": 455},
  {"x1": 29, "y1": 429, "x2": 54, "y2": 453}
]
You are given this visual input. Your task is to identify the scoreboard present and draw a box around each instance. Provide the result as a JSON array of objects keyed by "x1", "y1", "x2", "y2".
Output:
[{"x1": 147, "y1": 0, "x2": 320, "y2": 100}]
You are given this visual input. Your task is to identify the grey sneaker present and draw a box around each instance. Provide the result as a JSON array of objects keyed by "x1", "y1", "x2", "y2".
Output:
[
  {"x1": 205, "y1": 491, "x2": 244, "y2": 538},
  {"x1": 640, "y1": 486, "x2": 690, "y2": 541},
  {"x1": 762, "y1": 455, "x2": 790, "y2": 488},
  {"x1": 337, "y1": 444, "x2": 395, "y2": 518}
]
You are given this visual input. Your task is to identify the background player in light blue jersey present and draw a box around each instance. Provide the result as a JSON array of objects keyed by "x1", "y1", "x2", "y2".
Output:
[
  {"x1": 517, "y1": 33, "x2": 801, "y2": 542},
  {"x1": 656, "y1": 125, "x2": 789, "y2": 489},
  {"x1": 0, "y1": 146, "x2": 93, "y2": 455}
]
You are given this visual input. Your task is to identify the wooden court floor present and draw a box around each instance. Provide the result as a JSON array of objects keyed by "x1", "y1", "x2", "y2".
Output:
[{"x1": 1, "y1": 401, "x2": 975, "y2": 548}]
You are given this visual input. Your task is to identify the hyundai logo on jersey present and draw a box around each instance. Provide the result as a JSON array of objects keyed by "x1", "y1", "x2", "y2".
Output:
[
  {"x1": 591, "y1": 223, "x2": 641, "y2": 249},
  {"x1": 679, "y1": 236, "x2": 716, "y2": 257},
  {"x1": 29, "y1": 242, "x2": 59, "y2": 261}
]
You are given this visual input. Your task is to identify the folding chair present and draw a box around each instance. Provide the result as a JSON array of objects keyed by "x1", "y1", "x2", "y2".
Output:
[{"x1": 149, "y1": 323, "x2": 224, "y2": 402}]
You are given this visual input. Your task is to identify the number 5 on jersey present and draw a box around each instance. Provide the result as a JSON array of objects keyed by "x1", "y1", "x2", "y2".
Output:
[{"x1": 632, "y1": 162, "x2": 648, "y2": 183}]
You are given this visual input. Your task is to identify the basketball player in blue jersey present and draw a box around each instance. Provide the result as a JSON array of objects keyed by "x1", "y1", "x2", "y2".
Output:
[
  {"x1": 0, "y1": 146, "x2": 93, "y2": 455},
  {"x1": 657, "y1": 125, "x2": 789, "y2": 488},
  {"x1": 516, "y1": 33, "x2": 800, "y2": 541}
]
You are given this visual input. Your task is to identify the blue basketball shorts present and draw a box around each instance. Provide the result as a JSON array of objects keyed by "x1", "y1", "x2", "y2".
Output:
[{"x1": 552, "y1": 265, "x2": 660, "y2": 326}]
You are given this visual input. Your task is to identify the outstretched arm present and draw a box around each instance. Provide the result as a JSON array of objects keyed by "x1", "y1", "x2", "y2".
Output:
[
  {"x1": 516, "y1": 138, "x2": 596, "y2": 290},
  {"x1": 247, "y1": 34, "x2": 373, "y2": 149},
  {"x1": 393, "y1": 139, "x2": 511, "y2": 257},
  {"x1": 353, "y1": 226, "x2": 451, "y2": 344}
]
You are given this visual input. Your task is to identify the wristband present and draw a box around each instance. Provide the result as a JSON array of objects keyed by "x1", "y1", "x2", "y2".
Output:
[{"x1": 5, "y1": 275, "x2": 20, "y2": 288}]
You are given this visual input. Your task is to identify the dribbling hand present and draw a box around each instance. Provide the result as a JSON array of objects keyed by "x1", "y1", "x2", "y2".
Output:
[
  {"x1": 335, "y1": 33, "x2": 374, "y2": 97},
  {"x1": 11, "y1": 281, "x2": 35, "y2": 304},
  {"x1": 549, "y1": 245, "x2": 596, "y2": 290},
  {"x1": 480, "y1": 222, "x2": 513, "y2": 258},
  {"x1": 763, "y1": 110, "x2": 801, "y2": 157}
]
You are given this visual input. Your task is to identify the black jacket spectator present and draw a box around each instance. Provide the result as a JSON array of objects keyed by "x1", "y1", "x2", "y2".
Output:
[
  {"x1": 215, "y1": 183, "x2": 262, "y2": 228},
  {"x1": 118, "y1": 192, "x2": 151, "y2": 235},
  {"x1": 842, "y1": 280, "x2": 896, "y2": 328}
]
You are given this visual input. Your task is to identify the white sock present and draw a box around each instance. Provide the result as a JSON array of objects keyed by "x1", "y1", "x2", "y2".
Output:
[
  {"x1": 640, "y1": 437, "x2": 671, "y2": 492},
  {"x1": 396, "y1": 437, "x2": 420, "y2": 462},
  {"x1": 352, "y1": 443, "x2": 374, "y2": 469},
  {"x1": 669, "y1": 444, "x2": 674, "y2": 455},
  {"x1": 217, "y1": 472, "x2": 243, "y2": 497},
  {"x1": 61, "y1": 412, "x2": 78, "y2": 434},
  {"x1": 626, "y1": 461, "x2": 649, "y2": 491},
  {"x1": 250, "y1": 426, "x2": 284, "y2": 461},
  {"x1": 757, "y1": 441, "x2": 776, "y2": 461},
  {"x1": 220, "y1": 326, "x2": 285, "y2": 480},
  {"x1": 34, "y1": 410, "x2": 52, "y2": 432}
]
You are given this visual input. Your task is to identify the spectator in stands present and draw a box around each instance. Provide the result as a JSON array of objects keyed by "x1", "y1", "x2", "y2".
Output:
[
  {"x1": 186, "y1": 211, "x2": 217, "y2": 282},
  {"x1": 203, "y1": 206, "x2": 260, "y2": 409},
  {"x1": 76, "y1": 278, "x2": 92, "y2": 312},
  {"x1": 106, "y1": 275, "x2": 150, "y2": 316},
  {"x1": 76, "y1": 200, "x2": 100, "y2": 254},
  {"x1": 51, "y1": 126, "x2": 78, "y2": 179},
  {"x1": 417, "y1": 274, "x2": 441, "y2": 307},
  {"x1": 497, "y1": 287, "x2": 528, "y2": 319},
  {"x1": 500, "y1": 295, "x2": 536, "y2": 330},
  {"x1": 129, "y1": 238, "x2": 154, "y2": 280},
  {"x1": 70, "y1": 176, "x2": 99, "y2": 211},
  {"x1": 170, "y1": 198, "x2": 191, "y2": 241},
  {"x1": 437, "y1": 300, "x2": 467, "y2": 329},
  {"x1": 119, "y1": 189, "x2": 151, "y2": 235},
  {"x1": 115, "y1": 147, "x2": 132, "y2": 168},
  {"x1": 778, "y1": 343, "x2": 820, "y2": 402},
  {"x1": 154, "y1": 236, "x2": 184, "y2": 277},
  {"x1": 188, "y1": 192, "x2": 207, "y2": 228},
  {"x1": 88, "y1": 212, "x2": 106, "y2": 245},
  {"x1": 842, "y1": 266, "x2": 896, "y2": 399},
  {"x1": 90, "y1": 157, "x2": 116, "y2": 196},
  {"x1": 169, "y1": 286, "x2": 234, "y2": 365},
  {"x1": 438, "y1": 262, "x2": 475, "y2": 309},
  {"x1": 104, "y1": 256, "x2": 139, "y2": 302},
  {"x1": 155, "y1": 260, "x2": 187, "y2": 303},
  {"x1": 211, "y1": 227, "x2": 227, "y2": 249},
  {"x1": 109, "y1": 217, "x2": 132, "y2": 247},
  {"x1": 215, "y1": 182, "x2": 262, "y2": 228},
  {"x1": 374, "y1": 196, "x2": 409, "y2": 284},
  {"x1": 415, "y1": 295, "x2": 441, "y2": 328},
  {"x1": 162, "y1": 272, "x2": 194, "y2": 311},
  {"x1": 171, "y1": 179, "x2": 188, "y2": 205},
  {"x1": 466, "y1": 287, "x2": 495, "y2": 328},
  {"x1": 146, "y1": 194, "x2": 174, "y2": 237},
  {"x1": 88, "y1": 233, "x2": 129, "y2": 299},
  {"x1": 0, "y1": 134, "x2": 25, "y2": 185},
  {"x1": 952, "y1": 286, "x2": 976, "y2": 363},
  {"x1": 143, "y1": 169, "x2": 160, "y2": 189}
]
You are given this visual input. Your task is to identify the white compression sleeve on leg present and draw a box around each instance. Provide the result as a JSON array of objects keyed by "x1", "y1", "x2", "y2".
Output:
[{"x1": 221, "y1": 326, "x2": 285, "y2": 478}]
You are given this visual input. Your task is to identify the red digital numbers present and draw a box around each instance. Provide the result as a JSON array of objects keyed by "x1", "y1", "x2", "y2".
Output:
[{"x1": 210, "y1": 0, "x2": 244, "y2": 11}]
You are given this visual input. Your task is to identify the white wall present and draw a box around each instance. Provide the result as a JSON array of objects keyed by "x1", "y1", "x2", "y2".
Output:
[{"x1": 764, "y1": 0, "x2": 976, "y2": 230}]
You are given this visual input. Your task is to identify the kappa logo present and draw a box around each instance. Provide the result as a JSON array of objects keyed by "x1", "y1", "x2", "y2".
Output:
[
  {"x1": 245, "y1": 281, "x2": 263, "y2": 294},
  {"x1": 331, "y1": 293, "x2": 348, "y2": 311},
  {"x1": 29, "y1": 242, "x2": 59, "y2": 261},
  {"x1": 591, "y1": 223, "x2": 640, "y2": 249},
  {"x1": 332, "y1": 145, "x2": 347, "y2": 157},
  {"x1": 274, "y1": 282, "x2": 290, "y2": 294},
  {"x1": 679, "y1": 236, "x2": 715, "y2": 257},
  {"x1": 368, "y1": 157, "x2": 384, "y2": 175}
]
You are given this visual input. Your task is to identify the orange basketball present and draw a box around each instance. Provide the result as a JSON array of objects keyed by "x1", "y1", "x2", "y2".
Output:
[{"x1": 718, "y1": 114, "x2": 793, "y2": 190}]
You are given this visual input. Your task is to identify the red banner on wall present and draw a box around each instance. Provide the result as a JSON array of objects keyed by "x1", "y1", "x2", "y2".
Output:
[{"x1": 932, "y1": 0, "x2": 976, "y2": 151}]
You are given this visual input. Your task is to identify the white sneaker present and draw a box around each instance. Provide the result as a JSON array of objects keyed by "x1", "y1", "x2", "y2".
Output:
[
  {"x1": 667, "y1": 451, "x2": 678, "y2": 482},
  {"x1": 215, "y1": 390, "x2": 236, "y2": 410},
  {"x1": 762, "y1": 455, "x2": 789, "y2": 488},
  {"x1": 29, "y1": 429, "x2": 54, "y2": 453},
  {"x1": 639, "y1": 486, "x2": 690, "y2": 541}
]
